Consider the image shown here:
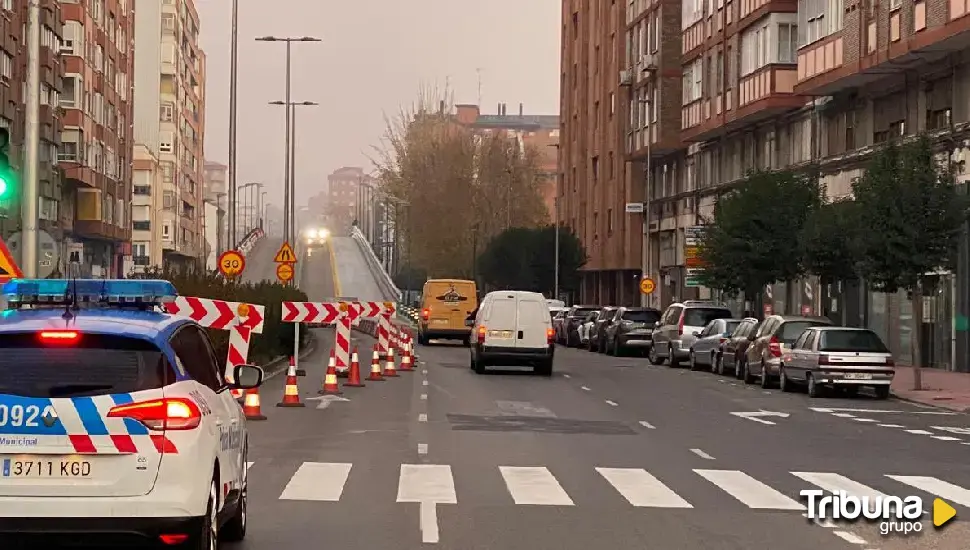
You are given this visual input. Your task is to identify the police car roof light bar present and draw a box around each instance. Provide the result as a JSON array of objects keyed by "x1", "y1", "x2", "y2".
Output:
[{"x1": 2, "y1": 279, "x2": 178, "y2": 307}]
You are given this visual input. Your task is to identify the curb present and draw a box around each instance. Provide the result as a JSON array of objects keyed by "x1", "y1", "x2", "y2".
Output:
[
  {"x1": 890, "y1": 392, "x2": 970, "y2": 414},
  {"x1": 261, "y1": 333, "x2": 318, "y2": 381}
]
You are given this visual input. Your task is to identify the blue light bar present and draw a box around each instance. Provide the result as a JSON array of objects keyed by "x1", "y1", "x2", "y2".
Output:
[{"x1": 2, "y1": 279, "x2": 177, "y2": 307}]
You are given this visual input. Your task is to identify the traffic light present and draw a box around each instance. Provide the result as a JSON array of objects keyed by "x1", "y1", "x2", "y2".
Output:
[{"x1": 0, "y1": 128, "x2": 13, "y2": 199}]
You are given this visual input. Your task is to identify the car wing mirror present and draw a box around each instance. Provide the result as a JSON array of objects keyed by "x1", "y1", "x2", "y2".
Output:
[
  {"x1": 692, "y1": 331, "x2": 701, "y2": 337},
  {"x1": 227, "y1": 364, "x2": 264, "y2": 391},
  {"x1": 464, "y1": 319, "x2": 475, "y2": 327}
]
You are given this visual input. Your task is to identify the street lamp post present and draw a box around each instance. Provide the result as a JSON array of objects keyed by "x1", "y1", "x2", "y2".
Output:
[
  {"x1": 256, "y1": 36, "x2": 321, "y2": 245},
  {"x1": 239, "y1": 182, "x2": 262, "y2": 236},
  {"x1": 548, "y1": 143, "x2": 561, "y2": 301},
  {"x1": 268, "y1": 100, "x2": 318, "y2": 242},
  {"x1": 228, "y1": 0, "x2": 239, "y2": 249}
]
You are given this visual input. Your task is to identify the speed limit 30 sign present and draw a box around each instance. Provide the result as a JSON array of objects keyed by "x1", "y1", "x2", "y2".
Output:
[{"x1": 218, "y1": 250, "x2": 246, "y2": 278}]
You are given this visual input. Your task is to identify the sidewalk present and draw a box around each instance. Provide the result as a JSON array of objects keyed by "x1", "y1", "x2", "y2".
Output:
[{"x1": 892, "y1": 366, "x2": 970, "y2": 412}]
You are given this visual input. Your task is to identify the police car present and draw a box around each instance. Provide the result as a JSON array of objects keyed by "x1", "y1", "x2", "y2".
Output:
[{"x1": 0, "y1": 279, "x2": 263, "y2": 548}]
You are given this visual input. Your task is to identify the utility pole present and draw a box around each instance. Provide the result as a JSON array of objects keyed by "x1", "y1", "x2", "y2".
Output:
[
  {"x1": 267, "y1": 99, "x2": 318, "y2": 242},
  {"x1": 640, "y1": 97, "x2": 654, "y2": 308},
  {"x1": 22, "y1": 0, "x2": 41, "y2": 277},
  {"x1": 228, "y1": 0, "x2": 239, "y2": 249}
]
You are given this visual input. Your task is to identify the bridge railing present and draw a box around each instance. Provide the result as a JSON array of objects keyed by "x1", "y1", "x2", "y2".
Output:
[{"x1": 350, "y1": 226, "x2": 401, "y2": 303}]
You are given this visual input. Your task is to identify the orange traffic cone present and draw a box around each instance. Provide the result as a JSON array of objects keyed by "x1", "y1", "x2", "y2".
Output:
[
  {"x1": 243, "y1": 387, "x2": 267, "y2": 420},
  {"x1": 344, "y1": 347, "x2": 365, "y2": 387},
  {"x1": 384, "y1": 348, "x2": 398, "y2": 377},
  {"x1": 320, "y1": 350, "x2": 342, "y2": 395},
  {"x1": 277, "y1": 358, "x2": 305, "y2": 407},
  {"x1": 399, "y1": 342, "x2": 413, "y2": 371},
  {"x1": 367, "y1": 346, "x2": 384, "y2": 381},
  {"x1": 293, "y1": 355, "x2": 307, "y2": 377}
]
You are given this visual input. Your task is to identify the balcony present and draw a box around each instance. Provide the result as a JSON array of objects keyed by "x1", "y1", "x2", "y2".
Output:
[
  {"x1": 74, "y1": 220, "x2": 128, "y2": 242},
  {"x1": 681, "y1": 64, "x2": 803, "y2": 142},
  {"x1": 795, "y1": 2, "x2": 970, "y2": 95}
]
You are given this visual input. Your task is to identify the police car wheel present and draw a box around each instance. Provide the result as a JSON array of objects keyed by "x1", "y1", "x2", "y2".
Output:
[
  {"x1": 221, "y1": 452, "x2": 249, "y2": 541},
  {"x1": 195, "y1": 480, "x2": 219, "y2": 550}
]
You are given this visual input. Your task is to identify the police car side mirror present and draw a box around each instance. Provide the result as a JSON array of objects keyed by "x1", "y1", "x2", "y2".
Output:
[
  {"x1": 230, "y1": 364, "x2": 264, "y2": 389},
  {"x1": 465, "y1": 319, "x2": 475, "y2": 327}
]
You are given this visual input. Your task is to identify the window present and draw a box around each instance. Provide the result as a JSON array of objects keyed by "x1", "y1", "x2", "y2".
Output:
[
  {"x1": 610, "y1": 92, "x2": 615, "y2": 115},
  {"x1": 94, "y1": 44, "x2": 104, "y2": 72},
  {"x1": 607, "y1": 208, "x2": 614, "y2": 235},
  {"x1": 0, "y1": 52, "x2": 11, "y2": 79},
  {"x1": 740, "y1": 24, "x2": 769, "y2": 75},
  {"x1": 160, "y1": 161, "x2": 174, "y2": 182},
  {"x1": 778, "y1": 23, "x2": 797, "y2": 63},
  {"x1": 162, "y1": 13, "x2": 175, "y2": 32},
  {"x1": 683, "y1": 58, "x2": 703, "y2": 102},
  {"x1": 162, "y1": 223, "x2": 171, "y2": 240},
  {"x1": 159, "y1": 132, "x2": 174, "y2": 153},
  {"x1": 170, "y1": 326, "x2": 221, "y2": 391},
  {"x1": 160, "y1": 103, "x2": 174, "y2": 122}
]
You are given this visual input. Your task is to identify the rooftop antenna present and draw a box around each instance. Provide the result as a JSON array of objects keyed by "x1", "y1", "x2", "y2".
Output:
[{"x1": 476, "y1": 68, "x2": 482, "y2": 107}]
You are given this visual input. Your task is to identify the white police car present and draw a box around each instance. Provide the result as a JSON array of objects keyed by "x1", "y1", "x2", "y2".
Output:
[{"x1": 0, "y1": 279, "x2": 263, "y2": 549}]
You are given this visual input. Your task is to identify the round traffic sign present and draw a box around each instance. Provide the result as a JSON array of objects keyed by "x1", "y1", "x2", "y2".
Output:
[
  {"x1": 639, "y1": 277, "x2": 656, "y2": 295},
  {"x1": 276, "y1": 262, "x2": 294, "y2": 282},
  {"x1": 218, "y1": 250, "x2": 246, "y2": 278}
]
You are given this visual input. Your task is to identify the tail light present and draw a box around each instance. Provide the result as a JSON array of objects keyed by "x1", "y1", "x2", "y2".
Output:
[
  {"x1": 768, "y1": 336, "x2": 782, "y2": 357},
  {"x1": 547, "y1": 328, "x2": 555, "y2": 344},
  {"x1": 107, "y1": 398, "x2": 202, "y2": 431},
  {"x1": 719, "y1": 337, "x2": 727, "y2": 344},
  {"x1": 421, "y1": 308, "x2": 430, "y2": 321},
  {"x1": 677, "y1": 314, "x2": 685, "y2": 336},
  {"x1": 38, "y1": 330, "x2": 80, "y2": 343},
  {"x1": 818, "y1": 354, "x2": 832, "y2": 366},
  {"x1": 160, "y1": 534, "x2": 189, "y2": 545},
  {"x1": 885, "y1": 357, "x2": 895, "y2": 366},
  {"x1": 477, "y1": 325, "x2": 486, "y2": 345}
]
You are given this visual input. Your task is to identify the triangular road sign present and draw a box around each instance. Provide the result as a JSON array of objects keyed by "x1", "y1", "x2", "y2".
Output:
[
  {"x1": 274, "y1": 241, "x2": 296, "y2": 263},
  {"x1": 0, "y1": 237, "x2": 22, "y2": 283}
]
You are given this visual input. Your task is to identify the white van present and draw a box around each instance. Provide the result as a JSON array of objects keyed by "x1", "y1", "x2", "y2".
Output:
[{"x1": 467, "y1": 290, "x2": 555, "y2": 376}]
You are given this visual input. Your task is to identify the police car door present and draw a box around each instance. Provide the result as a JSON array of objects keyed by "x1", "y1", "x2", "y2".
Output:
[{"x1": 169, "y1": 326, "x2": 238, "y2": 507}]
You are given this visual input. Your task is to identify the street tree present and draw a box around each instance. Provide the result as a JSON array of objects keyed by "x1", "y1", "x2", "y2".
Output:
[
  {"x1": 852, "y1": 136, "x2": 969, "y2": 389},
  {"x1": 800, "y1": 196, "x2": 860, "y2": 283},
  {"x1": 477, "y1": 225, "x2": 587, "y2": 295},
  {"x1": 373, "y1": 90, "x2": 548, "y2": 278},
  {"x1": 697, "y1": 169, "x2": 820, "y2": 303}
]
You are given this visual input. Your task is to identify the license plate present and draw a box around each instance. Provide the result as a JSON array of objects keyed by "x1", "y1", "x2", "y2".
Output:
[
  {"x1": 489, "y1": 330, "x2": 514, "y2": 338},
  {"x1": 1, "y1": 457, "x2": 92, "y2": 478},
  {"x1": 432, "y1": 319, "x2": 449, "y2": 325},
  {"x1": 844, "y1": 373, "x2": 873, "y2": 380}
]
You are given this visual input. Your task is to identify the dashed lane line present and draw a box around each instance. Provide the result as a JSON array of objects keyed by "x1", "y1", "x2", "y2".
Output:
[
  {"x1": 418, "y1": 413, "x2": 427, "y2": 422},
  {"x1": 690, "y1": 449, "x2": 715, "y2": 460},
  {"x1": 580, "y1": 386, "x2": 591, "y2": 391},
  {"x1": 605, "y1": 400, "x2": 618, "y2": 407},
  {"x1": 639, "y1": 421, "x2": 656, "y2": 429}
]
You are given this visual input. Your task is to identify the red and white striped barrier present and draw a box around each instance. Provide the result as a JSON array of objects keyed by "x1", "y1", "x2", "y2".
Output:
[
  {"x1": 281, "y1": 300, "x2": 394, "y2": 370},
  {"x1": 163, "y1": 297, "x2": 266, "y2": 388},
  {"x1": 281, "y1": 301, "x2": 341, "y2": 324}
]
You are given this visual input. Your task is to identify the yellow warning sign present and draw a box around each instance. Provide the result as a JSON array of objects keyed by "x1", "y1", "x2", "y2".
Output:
[
  {"x1": 276, "y1": 263, "x2": 294, "y2": 282},
  {"x1": 639, "y1": 277, "x2": 656, "y2": 295},
  {"x1": 933, "y1": 498, "x2": 956, "y2": 527},
  {"x1": 0, "y1": 237, "x2": 23, "y2": 284},
  {"x1": 274, "y1": 242, "x2": 296, "y2": 263}
]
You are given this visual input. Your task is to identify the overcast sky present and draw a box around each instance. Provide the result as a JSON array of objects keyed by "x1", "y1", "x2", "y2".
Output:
[{"x1": 196, "y1": 0, "x2": 561, "y2": 207}]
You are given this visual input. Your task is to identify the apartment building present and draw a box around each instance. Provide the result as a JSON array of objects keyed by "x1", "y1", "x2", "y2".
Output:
[
  {"x1": 455, "y1": 103, "x2": 560, "y2": 226},
  {"x1": 327, "y1": 167, "x2": 375, "y2": 232},
  {"x1": 203, "y1": 160, "x2": 226, "y2": 256},
  {"x1": 59, "y1": 0, "x2": 133, "y2": 277},
  {"x1": 131, "y1": 0, "x2": 206, "y2": 272}
]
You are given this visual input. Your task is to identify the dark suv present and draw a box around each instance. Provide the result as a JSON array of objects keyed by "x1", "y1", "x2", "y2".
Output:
[
  {"x1": 604, "y1": 307, "x2": 662, "y2": 356},
  {"x1": 560, "y1": 305, "x2": 600, "y2": 347}
]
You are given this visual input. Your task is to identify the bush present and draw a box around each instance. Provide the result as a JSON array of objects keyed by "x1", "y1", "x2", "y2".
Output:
[{"x1": 131, "y1": 268, "x2": 309, "y2": 364}]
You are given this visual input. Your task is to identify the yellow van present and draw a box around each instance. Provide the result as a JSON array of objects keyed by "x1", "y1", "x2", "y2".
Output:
[{"x1": 417, "y1": 279, "x2": 478, "y2": 346}]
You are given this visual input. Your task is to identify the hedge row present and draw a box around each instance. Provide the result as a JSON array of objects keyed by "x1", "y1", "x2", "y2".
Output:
[{"x1": 132, "y1": 268, "x2": 309, "y2": 365}]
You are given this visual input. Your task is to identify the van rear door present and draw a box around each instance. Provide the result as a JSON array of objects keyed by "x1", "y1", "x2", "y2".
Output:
[
  {"x1": 515, "y1": 295, "x2": 551, "y2": 350},
  {"x1": 484, "y1": 295, "x2": 517, "y2": 347}
]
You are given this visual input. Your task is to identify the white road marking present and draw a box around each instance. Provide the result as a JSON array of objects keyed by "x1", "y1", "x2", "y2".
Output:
[
  {"x1": 810, "y1": 407, "x2": 956, "y2": 415},
  {"x1": 279, "y1": 462, "x2": 353, "y2": 501},
  {"x1": 499, "y1": 466, "x2": 574, "y2": 505},
  {"x1": 397, "y1": 464, "x2": 457, "y2": 503},
  {"x1": 690, "y1": 448, "x2": 715, "y2": 460},
  {"x1": 830, "y1": 413, "x2": 857, "y2": 418},
  {"x1": 852, "y1": 418, "x2": 878, "y2": 422},
  {"x1": 580, "y1": 386, "x2": 591, "y2": 391},
  {"x1": 420, "y1": 394, "x2": 428, "y2": 400},
  {"x1": 695, "y1": 469, "x2": 803, "y2": 510},
  {"x1": 904, "y1": 429, "x2": 934, "y2": 435},
  {"x1": 420, "y1": 501, "x2": 439, "y2": 543},
  {"x1": 931, "y1": 435, "x2": 961, "y2": 441},
  {"x1": 418, "y1": 443, "x2": 428, "y2": 455},
  {"x1": 832, "y1": 531, "x2": 868, "y2": 544},
  {"x1": 792, "y1": 472, "x2": 887, "y2": 501},
  {"x1": 888, "y1": 475, "x2": 970, "y2": 507},
  {"x1": 596, "y1": 467, "x2": 693, "y2": 508},
  {"x1": 563, "y1": 374, "x2": 571, "y2": 378},
  {"x1": 247, "y1": 461, "x2": 254, "y2": 470},
  {"x1": 931, "y1": 426, "x2": 970, "y2": 435},
  {"x1": 803, "y1": 513, "x2": 838, "y2": 528},
  {"x1": 422, "y1": 380, "x2": 429, "y2": 386},
  {"x1": 605, "y1": 399, "x2": 618, "y2": 406},
  {"x1": 639, "y1": 420, "x2": 656, "y2": 429},
  {"x1": 877, "y1": 424, "x2": 905, "y2": 428},
  {"x1": 422, "y1": 369, "x2": 427, "y2": 375},
  {"x1": 418, "y1": 413, "x2": 428, "y2": 422}
]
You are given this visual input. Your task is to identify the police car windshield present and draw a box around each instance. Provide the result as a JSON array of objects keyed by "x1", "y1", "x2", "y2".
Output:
[{"x1": 0, "y1": 333, "x2": 174, "y2": 398}]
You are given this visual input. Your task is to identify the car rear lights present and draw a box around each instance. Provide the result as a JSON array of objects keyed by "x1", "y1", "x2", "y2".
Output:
[
  {"x1": 477, "y1": 325, "x2": 486, "y2": 345},
  {"x1": 546, "y1": 328, "x2": 555, "y2": 344},
  {"x1": 768, "y1": 335, "x2": 782, "y2": 357},
  {"x1": 107, "y1": 398, "x2": 202, "y2": 431},
  {"x1": 421, "y1": 308, "x2": 430, "y2": 321},
  {"x1": 885, "y1": 357, "x2": 895, "y2": 366},
  {"x1": 159, "y1": 534, "x2": 189, "y2": 545},
  {"x1": 38, "y1": 330, "x2": 80, "y2": 343}
]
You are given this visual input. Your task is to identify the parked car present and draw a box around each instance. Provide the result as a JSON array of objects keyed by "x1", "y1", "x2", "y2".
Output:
[
  {"x1": 688, "y1": 318, "x2": 742, "y2": 371},
  {"x1": 649, "y1": 301, "x2": 734, "y2": 367},
  {"x1": 550, "y1": 306, "x2": 569, "y2": 323},
  {"x1": 587, "y1": 306, "x2": 618, "y2": 352},
  {"x1": 603, "y1": 307, "x2": 662, "y2": 356},
  {"x1": 743, "y1": 314, "x2": 833, "y2": 388},
  {"x1": 781, "y1": 327, "x2": 894, "y2": 398},
  {"x1": 468, "y1": 290, "x2": 555, "y2": 375},
  {"x1": 716, "y1": 317, "x2": 760, "y2": 376},
  {"x1": 577, "y1": 311, "x2": 599, "y2": 346},
  {"x1": 560, "y1": 305, "x2": 600, "y2": 346}
]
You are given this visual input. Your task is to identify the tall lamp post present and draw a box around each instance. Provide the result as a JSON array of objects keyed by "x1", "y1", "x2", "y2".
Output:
[
  {"x1": 548, "y1": 143, "x2": 561, "y2": 301},
  {"x1": 268, "y1": 100, "x2": 318, "y2": 241},
  {"x1": 255, "y1": 36, "x2": 321, "y2": 245},
  {"x1": 228, "y1": 0, "x2": 239, "y2": 249},
  {"x1": 240, "y1": 182, "x2": 262, "y2": 236}
]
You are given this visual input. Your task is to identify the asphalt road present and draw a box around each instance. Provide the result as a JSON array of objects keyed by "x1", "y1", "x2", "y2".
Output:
[
  {"x1": 240, "y1": 236, "x2": 284, "y2": 284},
  {"x1": 227, "y1": 317, "x2": 970, "y2": 549}
]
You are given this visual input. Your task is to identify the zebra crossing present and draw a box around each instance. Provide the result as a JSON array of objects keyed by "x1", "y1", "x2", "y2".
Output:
[{"x1": 248, "y1": 461, "x2": 970, "y2": 511}]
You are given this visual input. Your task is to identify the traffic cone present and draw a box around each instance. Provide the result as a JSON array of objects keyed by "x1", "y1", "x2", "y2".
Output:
[
  {"x1": 276, "y1": 359, "x2": 305, "y2": 407},
  {"x1": 320, "y1": 350, "x2": 342, "y2": 395},
  {"x1": 243, "y1": 387, "x2": 267, "y2": 420},
  {"x1": 367, "y1": 346, "x2": 384, "y2": 381},
  {"x1": 399, "y1": 342, "x2": 413, "y2": 371},
  {"x1": 293, "y1": 355, "x2": 306, "y2": 377},
  {"x1": 344, "y1": 347, "x2": 365, "y2": 387},
  {"x1": 384, "y1": 348, "x2": 399, "y2": 377}
]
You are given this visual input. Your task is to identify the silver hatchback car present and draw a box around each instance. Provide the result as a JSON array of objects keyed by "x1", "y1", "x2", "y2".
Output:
[{"x1": 649, "y1": 301, "x2": 733, "y2": 367}]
